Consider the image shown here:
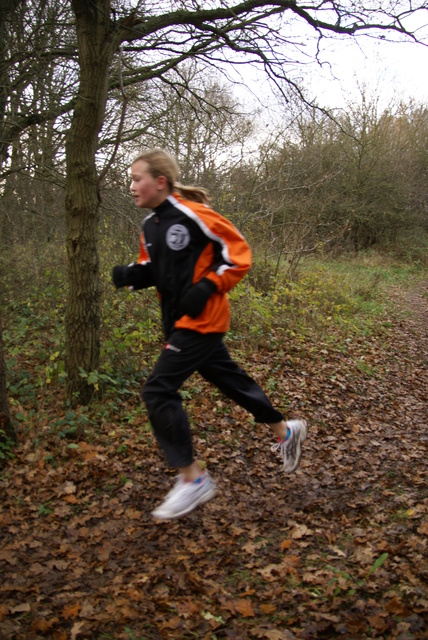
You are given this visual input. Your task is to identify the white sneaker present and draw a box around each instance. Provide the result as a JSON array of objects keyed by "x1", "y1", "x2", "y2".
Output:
[
  {"x1": 271, "y1": 419, "x2": 308, "y2": 473},
  {"x1": 152, "y1": 472, "x2": 217, "y2": 520}
]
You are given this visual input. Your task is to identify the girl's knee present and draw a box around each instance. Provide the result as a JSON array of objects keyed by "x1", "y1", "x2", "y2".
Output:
[{"x1": 141, "y1": 383, "x2": 158, "y2": 408}]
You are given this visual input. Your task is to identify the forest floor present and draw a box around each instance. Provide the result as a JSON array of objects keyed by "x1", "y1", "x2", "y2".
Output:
[{"x1": 0, "y1": 281, "x2": 427, "y2": 640}]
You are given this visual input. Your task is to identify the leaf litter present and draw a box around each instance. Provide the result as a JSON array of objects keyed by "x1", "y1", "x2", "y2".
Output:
[{"x1": 0, "y1": 283, "x2": 427, "y2": 639}]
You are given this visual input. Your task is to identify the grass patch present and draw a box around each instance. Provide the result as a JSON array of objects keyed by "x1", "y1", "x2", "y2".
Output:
[{"x1": 228, "y1": 251, "x2": 418, "y2": 347}]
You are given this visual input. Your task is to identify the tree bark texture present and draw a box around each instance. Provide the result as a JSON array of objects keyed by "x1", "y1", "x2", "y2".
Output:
[
  {"x1": 0, "y1": 306, "x2": 15, "y2": 450},
  {"x1": 65, "y1": 0, "x2": 117, "y2": 405},
  {"x1": 0, "y1": 2, "x2": 21, "y2": 444}
]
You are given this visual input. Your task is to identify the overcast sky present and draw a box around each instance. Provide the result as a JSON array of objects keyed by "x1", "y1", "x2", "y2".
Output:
[
  {"x1": 231, "y1": 11, "x2": 428, "y2": 116},
  {"x1": 307, "y1": 33, "x2": 428, "y2": 109}
]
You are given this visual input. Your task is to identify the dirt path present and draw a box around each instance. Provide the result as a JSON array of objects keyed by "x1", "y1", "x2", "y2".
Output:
[
  {"x1": 392, "y1": 279, "x2": 428, "y2": 363},
  {"x1": 0, "y1": 283, "x2": 427, "y2": 639}
]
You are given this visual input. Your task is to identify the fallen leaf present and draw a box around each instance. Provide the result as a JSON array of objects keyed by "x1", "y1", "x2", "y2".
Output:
[
  {"x1": 11, "y1": 603, "x2": 31, "y2": 614},
  {"x1": 251, "y1": 627, "x2": 298, "y2": 639},
  {"x1": 368, "y1": 613, "x2": 389, "y2": 632},
  {"x1": 417, "y1": 520, "x2": 428, "y2": 535},
  {"x1": 280, "y1": 539, "x2": 292, "y2": 551},
  {"x1": 235, "y1": 598, "x2": 255, "y2": 617},
  {"x1": 70, "y1": 620, "x2": 85, "y2": 640},
  {"x1": 63, "y1": 481, "x2": 77, "y2": 494},
  {"x1": 328, "y1": 545, "x2": 347, "y2": 557},
  {"x1": 258, "y1": 555, "x2": 300, "y2": 582},
  {"x1": 31, "y1": 618, "x2": 57, "y2": 632},
  {"x1": 0, "y1": 551, "x2": 16, "y2": 566},
  {"x1": 52, "y1": 560, "x2": 69, "y2": 571},
  {"x1": 260, "y1": 603, "x2": 277, "y2": 614},
  {"x1": 353, "y1": 545, "x2": 374, "y2": 565},
  {"x1": 62, "y1": 603, "x2": 81, "y2": 620},
  {"x1": 175, "y1": 600, "x2": 199, "y2": 618},
  {"x1": 242, "y1": 541, "x2": 258, "y2": 555},
  {"x1": 160, "y1": 616, "x2": 182, "y2": 629},
  {"x1": 291, "y1": 524, "x2": 312, "y2": 539},
  {"x1": 386, "y1": 597, "x2": 408, "y2": 616}
]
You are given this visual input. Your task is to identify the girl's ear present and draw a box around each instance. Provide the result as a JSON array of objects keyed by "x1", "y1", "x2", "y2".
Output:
[{"x1": 156, "y1": 175, "x2": 169, "y2": 191}]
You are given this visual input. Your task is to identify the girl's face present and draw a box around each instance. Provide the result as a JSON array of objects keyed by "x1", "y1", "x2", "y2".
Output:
[{"x1": 130, "y1": 160, "x2": 169, "y2": 208}]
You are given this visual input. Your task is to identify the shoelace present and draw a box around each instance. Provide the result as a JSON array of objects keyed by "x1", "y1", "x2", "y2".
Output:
[
  {"x1": 270, "y1": 425, "x2": 292, "y2": 451},
  {"x1": 271, "y1": 437, "x2": 287, "y2": 453},
  {"x1": 271, "y1": 433, "x2": 298, "y2": 459}
]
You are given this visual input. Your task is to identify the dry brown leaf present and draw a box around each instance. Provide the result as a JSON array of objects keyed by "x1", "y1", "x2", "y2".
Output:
[
  {"x1": 70, "y1": 620, "x2": 85, "y2": 640},
  {"x1": 291, "y1": 524, "x2": 312, "y2": 539},
  {"x1": 63, "y1": 481, "x2": 76, "y2": 494},
  {"x1": 160, "y1": 616, "x2": 182, "y2": 629},
  {"x1": 386, "y1": 597, "x2": 409, "y2": 616},
  {"x1": 11, "y1": 603, "x2": 31, "y2": 614},
  {"x1": 63, "y1": 494, "x2": 78, "y2": 504},
  {"x1": 368, "y1": 613, "x2": 389, "y2": 632},
  {"x1": 235, "y1": 598, "x2": 255, "y2": 617},
  {"x1": 242, "y1": 541, "x2": 258, "y2": 555},
  {"x1": 0, "y1": 550, "x2": 16, "y2": 565},
  {"x1": 352, "y1": 545, "x2": 374, "y2": 565},
  {"x1": 280, "y1": 539, "x2": 292, "y2": 551},
  {"x1": 417, "y1": 520, "x2": 428, "y2": 535},
  {"x1": 175, "y1": 600, "x2": 199, "y2": 618},
  {"x1": 265, "y1": 631, "x2": 298, "y2": 640},
  {"x1": 31, "y1": 617, "x2": 57, "y2": 632},
  {"x1": 251, "y1": 627, "x2": 298, "y2": 639},
  {"x1": 62, "y1": 603, "x2": 81, "y2": 620},
  {"x1": 260, "y1": 603, "x2": 277, "y2": 614}
]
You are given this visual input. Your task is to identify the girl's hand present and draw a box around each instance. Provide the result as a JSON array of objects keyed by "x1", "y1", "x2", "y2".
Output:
[
  {"x1": 112, "y1": 265, "x2": 129, "y2": 288},
  {"x1": 178, "y1": 278, "x2": 217, "y2": 318}
]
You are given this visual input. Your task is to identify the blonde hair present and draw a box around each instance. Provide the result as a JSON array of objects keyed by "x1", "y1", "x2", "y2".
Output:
[{"x1": 133, "y1": 148, "x2": 210, "y2": 205}]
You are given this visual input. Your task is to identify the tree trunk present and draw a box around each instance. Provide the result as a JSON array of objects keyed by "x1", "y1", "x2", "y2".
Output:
[
  {"x1": 0, "y1": 306, "x2": 15, "y2": 456},
  {"x1": 0, "y1": 1, "x2": 20, "y2": 448},
  {"x1": 65, "y1": 0, "x2": 116, "y2": 405}
]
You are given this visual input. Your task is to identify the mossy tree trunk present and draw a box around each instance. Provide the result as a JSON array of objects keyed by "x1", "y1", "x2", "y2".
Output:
[{"x1": 65, "y1": 0, "x2": 119, "y2": 405}]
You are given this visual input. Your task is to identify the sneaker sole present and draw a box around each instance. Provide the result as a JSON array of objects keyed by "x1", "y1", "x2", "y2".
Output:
[{"x1": 152, "y1": 484, "x2": 218, "y2": 521}]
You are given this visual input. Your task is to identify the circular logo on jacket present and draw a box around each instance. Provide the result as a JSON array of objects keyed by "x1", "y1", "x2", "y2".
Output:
[{"x1": 166, "y1": 224, "x2": 190, "y2": 251}]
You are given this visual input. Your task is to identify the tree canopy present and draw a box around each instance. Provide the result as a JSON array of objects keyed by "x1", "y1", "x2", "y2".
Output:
[{"x1": 2, "y1": 0, "x2": 427, "y2": 164}]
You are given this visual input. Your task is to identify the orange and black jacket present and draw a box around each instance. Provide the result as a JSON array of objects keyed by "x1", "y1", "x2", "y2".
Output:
[{"x1": 128, "y1": 193, "x2": 252, "y2": 337}]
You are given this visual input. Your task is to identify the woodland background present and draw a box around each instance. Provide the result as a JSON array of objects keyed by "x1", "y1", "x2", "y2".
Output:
[{"x1": 0, "y1": 1, "x2": 427, "y2": 639}]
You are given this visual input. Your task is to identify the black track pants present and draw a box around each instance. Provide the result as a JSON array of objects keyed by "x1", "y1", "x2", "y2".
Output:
[{"x1": 141, "y1": 329, "x2": 284, "y2": 468}]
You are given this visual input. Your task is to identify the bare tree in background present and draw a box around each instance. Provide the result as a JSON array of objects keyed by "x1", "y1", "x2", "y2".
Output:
[{"x1": 0, "y1": 0, "x2": 25, "y2": 447}]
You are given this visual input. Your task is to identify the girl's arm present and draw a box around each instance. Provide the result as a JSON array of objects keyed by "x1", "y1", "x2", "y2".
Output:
[
  {"x1": 112, "y1": 231, "x2": 155, "y2": 290},
  {"x1": 195, "y1": 206, "x2": 252, "y2": 293}
]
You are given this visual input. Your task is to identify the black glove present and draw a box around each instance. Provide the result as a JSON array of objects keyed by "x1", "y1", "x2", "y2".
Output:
[
  {"x1": 178, "y1": 278, "x2": 217, "y2": 319},
  {"x1": 112, "y1": 265, "x2": 130, "y2": 288},
  {"x1": 112, "y1": 263, "x2": 155, "y2": 290}
]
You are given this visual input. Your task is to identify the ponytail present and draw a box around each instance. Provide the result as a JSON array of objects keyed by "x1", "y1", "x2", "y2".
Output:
[{"x1": 173, "y1": 182, "x2": 210, "y2": 205}]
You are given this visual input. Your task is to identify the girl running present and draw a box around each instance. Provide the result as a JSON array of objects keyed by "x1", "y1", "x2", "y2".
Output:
[{"x1": 112, "y1": 148, "x2": 307, "y2": 520}]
